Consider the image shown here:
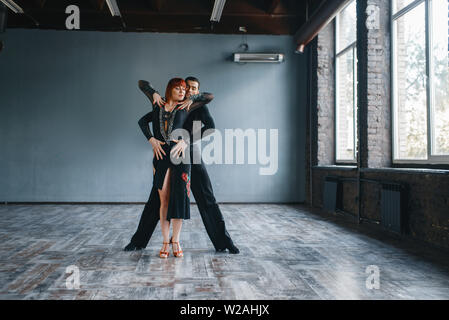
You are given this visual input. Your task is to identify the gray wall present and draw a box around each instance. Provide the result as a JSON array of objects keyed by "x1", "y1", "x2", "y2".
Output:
[{"x1": 0, "y1": 29, "x2": 307, "y2": 203}]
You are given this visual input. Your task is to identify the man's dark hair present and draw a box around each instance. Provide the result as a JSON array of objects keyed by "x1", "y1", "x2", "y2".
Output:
[{"x1": 185, "y1": 76, "x2": 200, "y2": 89}]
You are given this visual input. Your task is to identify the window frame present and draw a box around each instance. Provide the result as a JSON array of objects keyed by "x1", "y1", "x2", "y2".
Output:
[
  {"x1": 334, "y1": 0, "x2": 358, "y2": 164},
  {"x1": 391, "y1": 0, "x2": 449, "y2": 164}
]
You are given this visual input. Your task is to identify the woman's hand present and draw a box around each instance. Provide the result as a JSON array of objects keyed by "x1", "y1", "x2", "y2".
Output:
[
  {"x1": 152, "y1": 92, "x2": 165, "y2": 108},
  {"x1": 176, "y1": 99, "x2": 193, "y2": 111},
  {"x1": 149, "y1": 137, "x2": 166, "y2": 160},
  {"x1": 170, "y1": 139, "x2": 188, "y2": 159}
]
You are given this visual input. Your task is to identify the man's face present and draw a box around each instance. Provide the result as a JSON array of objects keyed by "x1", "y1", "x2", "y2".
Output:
[{"x1": 186, "y1": 80, "x2": 199, "y2": 98}]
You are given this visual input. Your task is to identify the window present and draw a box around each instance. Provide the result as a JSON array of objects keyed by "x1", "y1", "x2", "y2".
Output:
[
  {"x1": 335, "y1": 0, "x2": 357, "y2": 163},
  {"x1": 392, "y1": 0, "x2": 449, "y2": 163}
]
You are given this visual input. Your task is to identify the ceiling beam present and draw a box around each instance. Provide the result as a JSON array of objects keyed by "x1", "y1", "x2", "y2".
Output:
[
  {"x1": 5, "y1": 0, "x2": 307, "y2": 35},
  {"x1": 6, "y1": 10, "x2": 305, "y2": 34},
  {"x1": 23, "y1": 7, "x2": 302, "y2": 18},
  {"x1": 119, "y1": 10, "x2": 300, "y2": 18}
]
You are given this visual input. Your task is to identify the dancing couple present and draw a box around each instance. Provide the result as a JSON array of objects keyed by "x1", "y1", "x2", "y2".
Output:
[{"x1": 124, "y1": 76, "x2": 239, "y2": 258}]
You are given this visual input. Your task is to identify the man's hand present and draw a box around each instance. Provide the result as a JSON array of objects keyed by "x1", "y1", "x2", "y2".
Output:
[
  {"x1": 176, "y1": 99, "x2": 193, "y2": 111},
  {"x1": 170, "y1": 139, "x2": 188, "y2": 159},
  {"x1": 152, "y1": 92, "x2": 165, "y2": 108},
  {"x1": 149, "y1": 137, "x2": 166, "y2": 160}
]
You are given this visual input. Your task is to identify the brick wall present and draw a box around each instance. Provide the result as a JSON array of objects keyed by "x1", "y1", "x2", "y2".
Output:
[
  {"x1": 316, "y1": 23, "x2": 335, "y2": 165},
  {"x1": 365, "y1": 0, "x2": 391, "y2": 167},
  {"x1": 308, "y1": 0, "x2": 449, "y2": 251}
]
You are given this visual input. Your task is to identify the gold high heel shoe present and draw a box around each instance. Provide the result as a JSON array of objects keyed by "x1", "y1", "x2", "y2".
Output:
[
  {"x1": 159, "y1": 242, "x2": 170, "y2": 258},
  {"x1": 171, "y1": 241, "x2": 183, "y2": 257}
]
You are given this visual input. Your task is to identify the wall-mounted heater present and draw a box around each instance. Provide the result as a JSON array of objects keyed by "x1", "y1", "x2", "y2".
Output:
[
  {"x1": 323, "y1": 176, "x2": 342, "y2": 212},
  {"x1": 380, "y1": 182, "x2": 407, "y2": 234},
  {"x1": 233, "y1": 53, "x2": 284, "y2": 63}
]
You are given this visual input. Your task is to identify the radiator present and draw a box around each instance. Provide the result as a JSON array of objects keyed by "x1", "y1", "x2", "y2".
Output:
[
  {"x1": 323, "y1": 176, "x2": 340, "y2": 212},
  {"x1": 380, "y1": 183, "x2": 405, "y2": 234}
]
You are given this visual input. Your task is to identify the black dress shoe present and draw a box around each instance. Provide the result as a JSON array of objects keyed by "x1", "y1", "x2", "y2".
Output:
[
  {"x1": 227, "y1": 242, "x2": 240, "y2": 254},
  {"x1": 215, "y1": 241, "x2": 240, "y2": 254},
  {"x1": 123, "y1": 242, "x2": 144, "y2": 251}
]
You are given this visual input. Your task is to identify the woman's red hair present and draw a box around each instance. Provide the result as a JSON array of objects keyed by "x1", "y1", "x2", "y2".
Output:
[{"x1": 165, "y1": 78, "x2": 186, "y2": 101}]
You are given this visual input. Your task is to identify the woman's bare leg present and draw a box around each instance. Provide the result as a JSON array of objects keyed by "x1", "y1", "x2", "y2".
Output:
[
  {"x1": 158, "y1": 168, "x2": 171, "y2": 257},
  {"x1": 171, "y1": 219, "x2": 182, "y2": 242},
  {"x1": 171, "y1": 218, "x2": 183, "y2": 256}
]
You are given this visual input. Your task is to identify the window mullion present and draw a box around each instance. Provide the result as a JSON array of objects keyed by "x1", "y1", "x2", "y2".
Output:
[
  {"x1": 353, "y1": 46, "x2": 357, "y2": 161},
  {"x1": 391, "y1": 2, "x2": 398, "y2": 161},
  {"x1": 335, "y1": 0, "x2": 357, "y2": 164},
  {"x1": 425, "y1": 0, "x2": 432, "y2": 160},
  {"x1": 393, "y1": 0, "x2": 426, "y2": 19},
  {"x1": 334, "y1": 18, "x2": 338, "y2": 163},
  {"x1": 336, "y1": 42, "x2": 356, "y2": 57}
]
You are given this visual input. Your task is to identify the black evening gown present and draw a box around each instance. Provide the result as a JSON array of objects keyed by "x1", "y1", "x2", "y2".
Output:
[
  {"x1": 130, "y1": 104, "x2": 236, "y2": 250},
  {"x1": 135, "y1": 80, "x2": 213, "y2": 221},
  {"x1": 128, "y1": 82, "x2": 237, "y2": 251}
]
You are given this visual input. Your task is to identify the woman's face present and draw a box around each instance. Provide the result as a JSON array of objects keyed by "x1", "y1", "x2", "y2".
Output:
[{"x1": 171, "y1": 85, "x2": 186, "y2": 101}]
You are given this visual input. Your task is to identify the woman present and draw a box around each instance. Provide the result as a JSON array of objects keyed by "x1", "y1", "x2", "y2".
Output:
[{"x1": 137, "y1": 78, "x2": 213, "y2": 258}]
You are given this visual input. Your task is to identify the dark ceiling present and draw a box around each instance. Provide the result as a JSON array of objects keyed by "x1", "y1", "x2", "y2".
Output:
[{"x1": 4, "y1": 0, "x2": 325, "y2": 35}]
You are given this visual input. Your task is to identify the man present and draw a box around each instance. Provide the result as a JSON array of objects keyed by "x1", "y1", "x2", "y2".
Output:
[{"x1": 124, "y1": 77, "x2": 239, "y2": 254}]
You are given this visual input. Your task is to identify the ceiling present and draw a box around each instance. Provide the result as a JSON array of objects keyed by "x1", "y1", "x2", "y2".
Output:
[{"x1": 3, "y1": 0, "x2": 325, "y2": 35}]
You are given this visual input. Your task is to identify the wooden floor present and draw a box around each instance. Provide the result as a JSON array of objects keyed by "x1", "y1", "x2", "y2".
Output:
[{"x1": 0, "y1": 203, "x2": 448, "y2": 300}]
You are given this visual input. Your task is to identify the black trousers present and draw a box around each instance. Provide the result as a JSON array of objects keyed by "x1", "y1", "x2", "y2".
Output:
[{"x1": 129, "y1": 155, "x2": 233, "y2": 250}]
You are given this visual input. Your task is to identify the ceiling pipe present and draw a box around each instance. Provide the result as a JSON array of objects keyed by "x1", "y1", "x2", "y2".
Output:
[{"x1": 294, "y1": 0, "x2": 352, "y2": 53}]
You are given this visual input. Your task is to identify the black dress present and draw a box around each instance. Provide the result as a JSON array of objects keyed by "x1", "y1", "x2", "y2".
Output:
[
  {"x1": 128, "y1": 88, "x2": 237, "y2": 251},
  {"x1": 137, "y1": 80, "x2": 214, "y2": 221}
]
